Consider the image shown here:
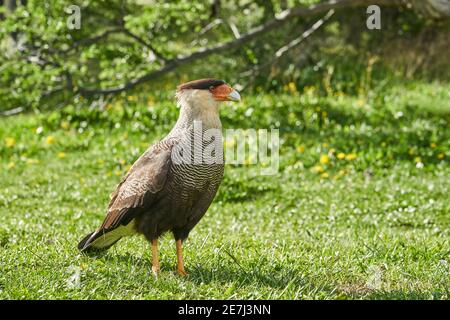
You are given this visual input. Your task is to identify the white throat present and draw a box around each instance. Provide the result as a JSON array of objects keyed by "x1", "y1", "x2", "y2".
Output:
[{"x1": 174, "y1": 89, "x2": 222, "y2": 131}]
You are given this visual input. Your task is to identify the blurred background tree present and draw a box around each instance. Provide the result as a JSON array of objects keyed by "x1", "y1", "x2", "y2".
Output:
[{"x1": 0, "y1": 0, "x2": 449, "y2": 114}]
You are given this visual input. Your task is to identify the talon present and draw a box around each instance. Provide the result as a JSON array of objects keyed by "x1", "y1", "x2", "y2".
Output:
[{"x1": 177, "y1": 268, "x2": 188, "y2": 276}]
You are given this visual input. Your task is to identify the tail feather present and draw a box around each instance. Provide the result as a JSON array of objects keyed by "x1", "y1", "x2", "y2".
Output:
[
  {"x1": 77, "y1": 230, "x2": 122, "y2": 253},
  {"x1": 78, "y1": 220, "x2": 137, "y2": 253}
]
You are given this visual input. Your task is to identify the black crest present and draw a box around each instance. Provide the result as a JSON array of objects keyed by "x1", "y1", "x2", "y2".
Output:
[{"x1": 177, "y1": 78, "x2": 225, "y2": 91}]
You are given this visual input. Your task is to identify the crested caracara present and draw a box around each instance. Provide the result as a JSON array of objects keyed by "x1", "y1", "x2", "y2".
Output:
[{"x1": 78, "y1": 78, "x2": 241, "y2": 276}]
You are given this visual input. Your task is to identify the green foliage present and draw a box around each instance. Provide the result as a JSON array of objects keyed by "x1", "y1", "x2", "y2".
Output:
[{"x1": 1, "y1": 0, "x2": 449, "y2": 112}]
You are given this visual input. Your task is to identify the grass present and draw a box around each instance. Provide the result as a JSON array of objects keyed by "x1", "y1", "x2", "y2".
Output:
[{"x1": 0, "y1": 81, "x2": 449, "y2": 299}]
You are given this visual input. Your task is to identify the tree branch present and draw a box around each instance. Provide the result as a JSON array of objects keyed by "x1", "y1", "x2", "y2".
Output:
[
  {"x1": 77, "y1": 0, "x2": 401, "y2": 96},
  {"x1": 241, "y1": 9, "x2": 336, "y2": 78}
]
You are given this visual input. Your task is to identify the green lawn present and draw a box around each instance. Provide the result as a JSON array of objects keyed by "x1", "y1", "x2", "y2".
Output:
[{"x1": 0, "y1": 82, "x2": 449, "y2": 299}]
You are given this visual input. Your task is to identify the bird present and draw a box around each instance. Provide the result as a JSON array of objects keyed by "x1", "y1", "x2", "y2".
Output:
[{"x1": 78, "y1": 78, "x2": 241, "y2": 276}]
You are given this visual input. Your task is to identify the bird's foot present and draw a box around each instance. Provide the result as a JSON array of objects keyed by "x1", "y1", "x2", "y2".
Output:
[
  {"x1": 152, "y1": 265, "x2": 160, "y2": 276},
  {"x1": 176, "y1": 267, "x2": 188, "y2": 277}
]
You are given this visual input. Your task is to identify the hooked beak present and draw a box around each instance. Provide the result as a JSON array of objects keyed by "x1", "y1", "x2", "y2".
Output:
[{"x1": 227, "y1": 89, "x2": 241, "y2": 102}]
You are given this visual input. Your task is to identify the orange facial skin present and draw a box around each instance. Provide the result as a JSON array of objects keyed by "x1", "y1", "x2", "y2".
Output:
[{"x1": 209, "y1": 84, "x2": 234, "y2": 101}]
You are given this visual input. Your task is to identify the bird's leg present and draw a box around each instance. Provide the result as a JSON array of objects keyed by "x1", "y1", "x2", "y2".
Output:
[
  {"x1": 176, "y1": 240, "x2": 188, "y2": 276},
  {"x1": 151, "y1": 239, "x2": 160, "y2": 275}
]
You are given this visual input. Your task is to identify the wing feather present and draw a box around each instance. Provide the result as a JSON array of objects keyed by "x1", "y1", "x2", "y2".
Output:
[{"x1": 98, "y1": 141, "x2": 174, "y2": 231}]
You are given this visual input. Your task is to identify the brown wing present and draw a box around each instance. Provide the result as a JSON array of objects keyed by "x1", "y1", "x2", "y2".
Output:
[{"x1": 98, "y1": 141, "x2": 174, "y2": 231}]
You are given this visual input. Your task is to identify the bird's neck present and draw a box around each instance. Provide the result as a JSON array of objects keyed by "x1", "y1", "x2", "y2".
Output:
[{"x1": 170, "y1": 94, "x2": 222, "y2": 136}]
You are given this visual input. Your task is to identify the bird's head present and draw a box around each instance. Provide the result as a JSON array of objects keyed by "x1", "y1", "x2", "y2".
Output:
[{"x1": 175, "y1": 78, "x2": 241, "y2": 111}]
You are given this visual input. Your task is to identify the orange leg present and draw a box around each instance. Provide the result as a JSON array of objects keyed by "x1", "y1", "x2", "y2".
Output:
[
  {"x1": 176, "y1": 240, "x2": 188, "y2": 276},
  {"x1": 151, "y1": 239, "x2": 160, "y2": 275}
]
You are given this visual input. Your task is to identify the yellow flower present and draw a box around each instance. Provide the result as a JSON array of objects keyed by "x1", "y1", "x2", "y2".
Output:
[
  {"x1": 414, "y1": 156, "x2": 421, "y2": 163},
  {"x1": 57, "y1": 152, "x2": 66, "y2": 159},
  {"x1": 356, "y1": 99, "x2": 365, "y2": 107},
  {"x1": 319, "y1": 154, "x2": 329, "y2": 165},
  {"x1": 430, "y1": 143, "x2": 437, "y2": 149},
  {"x1": 438, "y1": 153, "x2": 445, "y2": 159},
  {"x1": 408, "y1": 148, "x2": 416, "y2": 155},
  {"x1": 320, "y1": 172, "x2": 329, "y2": 179},
  {"x1": 127, "y1": 96, "x2": 137, "y2": 102},
  {"x1": 296, "y1": 145, "x2": 305, "y2": 153},
  {"x1": 346, "y1": 153, "x2": 357, "y2": 161},
  {"x1": 45, "y1": 135, "x2": 56, "y2": 145},
  {"x1": 311, "y1": 165, "x2": 324, "y2": 174},
  {"x1": 7, "y1": 162, "x2": 15, "y2": 169},
  {"x1": 288, "y1": 82, "x2": 297, "y2": 93},
  {"x1": 224, "y1": 139, "x2": 236, "y2": 149},
  {"x1": 26, "y1": 159, "x2": 39, "y2": 165},
  {"x1": 322, "y1": 111, "x2": 328, "y2": 118},
  {"x1": 114, "y1": 170, "x2": 122, "y2": 176},
  {"x1": 5, "y1": 137, "x2": 16, "y2": 148},
  {"x1": 60, "y1": 121, "x2": 70, "y2": 130},
  {"x1": 322, "y1": 143, "x2": 328, "y2": 148},
  {"x1": 337, "y1": 153, "x2": 346, "y2": 160},
  {"x1": 304, "y1": 86, "x2": 315, "y2": 95},
  {"x1": 119, "y1": 159, "x2": 126, "y2": 165}
]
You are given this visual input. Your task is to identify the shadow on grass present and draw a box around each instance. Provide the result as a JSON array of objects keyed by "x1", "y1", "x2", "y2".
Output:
[{"x1": 186, "y1": 263, "x2": 321, "y2": 293}]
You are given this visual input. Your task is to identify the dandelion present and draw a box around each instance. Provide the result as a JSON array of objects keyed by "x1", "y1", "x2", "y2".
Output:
[
  {"x1": 320, "y1": 172, "x2": 329, "y2": 179},
  {"x1": 60, "y1": 121, "x2": 70, "y2": 130},
  {"x1": 438, "y1": 153, "x2": 445, "y2": 159},
  {"x1": 5, "y1": 137, "x2": 16, "y2": 148},
  {"x1": 119, "y1": 159, "x2": 126, "y2": 166},
  {"x1": 304, "y1": 86, "x2": 315, "y2": 96},
  {"x1": 430, "y1": 143, "x2": 437, "y2": 149},
  {"x1": 127, "y1": 96, "x2": 137, "y2": 102},
  {"x1": 320, "y1": 154, "x2": 329, "y2": 165},
  {"x1": 346, "y1": 153, "x2": 357, "y2": 161},
  {"x1": 337, "y1": 152, "x2": 346, "y2": 160},
  {"x1": 7, "y1": 162, "x2": 15, "y2": 169},
  {"x1": 26, "y1": 159, "x2": 39, "y2": 165},
  {"x1": 296, "y1": 145, "x2": 305, "y2": 153},
  {"x1": 311, "y1": 165, "x2": 324, "y2": 174},
  {"x1": 356, "y1": 99, "x2": 365, "y2": 107},
  {"x1": 414, "y1": 156, "x2": 421, "y2": 163},
  {"x1": 114, "y1": 170, "x2": 122, "y2": 176},
  {"x1": 57, "y1": 152, "x2": 66, "y2": 159},
  {"x1": 288, "y1": 82, "x2": 297, "y2": 93},
  {"x1": 224, "y1": 138, "x2": 236, "y2": 149},
  {"x1": 45, "y1": 135, "x2": 56, "y2": 145}
]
